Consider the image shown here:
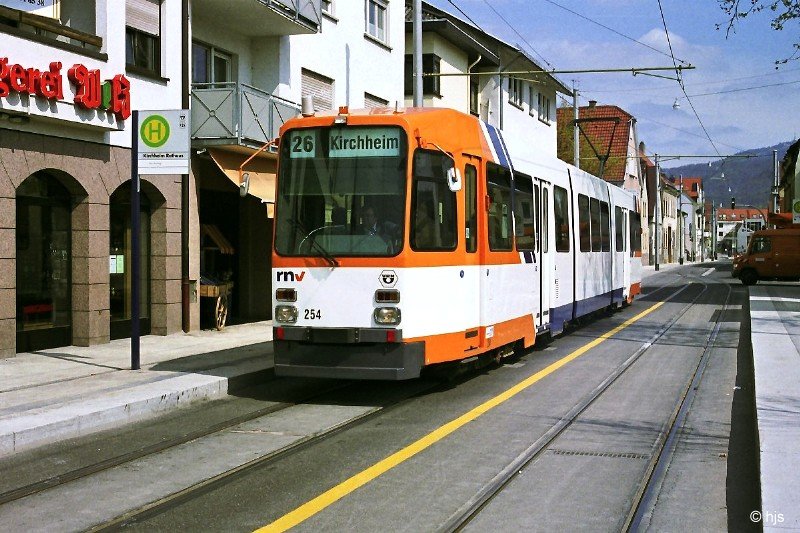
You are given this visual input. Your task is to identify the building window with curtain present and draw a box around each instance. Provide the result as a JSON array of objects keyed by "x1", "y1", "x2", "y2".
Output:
[
  {"x1": 126, "y1": 0, "x2": 161, "y2": 76},
  {"x1": 365, "y1": 0, "x2": 389, "y2": 44}
]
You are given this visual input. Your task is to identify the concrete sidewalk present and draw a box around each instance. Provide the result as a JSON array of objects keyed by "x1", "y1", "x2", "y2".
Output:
[
  {"x1": 0, "y1": 321, "x2": 274, "y2": 457},
  {"x1": 749, "y1": 285, "x2": 800, "y2": 531}
]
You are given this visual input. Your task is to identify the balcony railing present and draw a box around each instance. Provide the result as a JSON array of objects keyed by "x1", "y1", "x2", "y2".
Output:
[
  {"x1": 269, "y1": 0, "x2": 321, "y2": 28},
  {"x1": 191, "y1": 0, "x2": 321, "y2": 36},
  {"x1": 191, "y1": 83, "x2": 301, "y2": 149}
]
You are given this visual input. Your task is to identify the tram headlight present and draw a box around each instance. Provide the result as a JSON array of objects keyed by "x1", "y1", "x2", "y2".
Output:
[
  {"x1": 275, "y1": 288, "x2": 297, "y2": 302},
  {"x1": 275, "y1": 305, "x2": 298, "y2": 324},
  {"x1": 374, "y1": 307, "x2": 401, "y2": 325}
]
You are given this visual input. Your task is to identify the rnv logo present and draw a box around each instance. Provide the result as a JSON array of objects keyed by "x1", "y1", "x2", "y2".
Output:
[{"x1": 276, "y1": 271, "x2": 306, "y2": 282}]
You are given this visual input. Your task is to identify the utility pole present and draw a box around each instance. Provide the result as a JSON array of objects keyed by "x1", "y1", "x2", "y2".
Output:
[
  {"x1": 773, "y1": 149, "x2": 780, "y2": 218},
  {"x1": 655, "y1": 154, "x2": 660, "y2": 271},
  {"x1": 573, "y1": 81, "x2": 579, "y2": 168},
  {"x1": 413, "y1": 0, "x2": 423, "y2": 107},
  {"x1": 678, "y1": 174, "x2": 684, "y2": 265}
]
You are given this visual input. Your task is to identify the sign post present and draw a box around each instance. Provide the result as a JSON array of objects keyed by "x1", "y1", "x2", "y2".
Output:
[{"x1": 131, "y1": 110, "x2": 189, "y2": 370}]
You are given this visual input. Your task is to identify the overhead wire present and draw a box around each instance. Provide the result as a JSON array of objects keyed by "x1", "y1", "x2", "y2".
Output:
[
  {"x1": 477, "y1": 0, "x2": 555, "y2": 69},
  {"x1": 540, "y1": 0, "x2": 689, "y2": 65}
]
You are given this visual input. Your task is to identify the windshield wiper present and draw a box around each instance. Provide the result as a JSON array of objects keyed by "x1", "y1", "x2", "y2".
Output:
[{"x1": 288, "y1": 217, "x2": 339, "y2": 268}]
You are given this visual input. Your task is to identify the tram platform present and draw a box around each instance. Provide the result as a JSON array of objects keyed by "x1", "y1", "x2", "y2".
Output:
[
  {"x1": 749, "y1": 284, "x2": 800, "y2": 531},
  {"x1": 0, "y1": 263, "x2": 797, "y2": 528},
  {"x1": 0, "y1": 321, "x2": 274, "y2": 457}
]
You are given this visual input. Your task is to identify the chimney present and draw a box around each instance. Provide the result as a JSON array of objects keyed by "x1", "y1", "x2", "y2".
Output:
[
  {"x1": 639, "y1": 141, "x2": 646, "y2": 155},
  {"x1": 588, "y1": 100, "x2": 597, "y2": 108}
]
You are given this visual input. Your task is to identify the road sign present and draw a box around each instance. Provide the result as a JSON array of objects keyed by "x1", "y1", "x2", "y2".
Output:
[
  {"x1": 793, "y1": 198, "x2": 800, "y2": 224},
  {"x1": 136, "y1": 110, "x2": 190, "y2": 175}
]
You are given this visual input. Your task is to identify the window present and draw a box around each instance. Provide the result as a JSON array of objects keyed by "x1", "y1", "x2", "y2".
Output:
[
  {"x1": 404, "y1": 54, "x2": 440, "y2": 96},
  {"x1": 469, "y1": 76, "x2": 479, "y2": 116},
  {"x1": 514, "y1": 174, "x2": 535, "y2": 251},
  {"x1": 322, "y1": 0, "x2": 334, "y2": 15},
  {"x1": 537, "y1": 92, "x2": 552, "y2": 123},
  {"x1": 465, "y1": 165, "x2": 478, "y2": 253},
  {"x1": 752, "y1": 237, "x2": 770, "y2": 253},
  {"x1": 630, "y1": 211, "x2": 642, "y2": 256},
  {"x1": 411, "y1": 150, "x2": 457, "y2": 250},
  {"x1": 554, "y1": 186, "x2": 570, "y2": 252},
  {"x1": 600, "y1": 201, "x2": 610, "y2": 252},
  {"x1": 578, "y1": 194, "x2": 590, "y2": 252},
  {"x1": 487, "y1": 163, "x2": 513, "y2": 251},
  {"x1": 366, "y1": 0, "x2": 388, "y2": 43},
  {"x1": 192, "y1": 42, "x2": 232, "y2": 85},
  {"x1": 590, "y1": 198, "x2": 601, "y2": 251},
  {"x1": 615, "y1": 206, "x2": 625, "y2": 252},
  {"x1": 301, "y1": 68, "x2": 334, "y2": 112},
  {"x1": 542, "y1": 187, "x2": 549, "y2": 253},
  {"x1": 508, "y1": 78, "x2": 523, "y2": 108},
  {"x1": 126, "y1": 0, "x2": 161, "y2": 74},
  {"x1": 364, "y1": 92, "x2": 388, "y2": 109}
]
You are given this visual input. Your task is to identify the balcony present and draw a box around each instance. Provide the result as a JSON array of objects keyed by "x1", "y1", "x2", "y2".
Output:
[
  {"x1": 192, "y1": 0, "x2": 321, "y2": 36},
  {"x1": 191, "y1": 83, "x2": 300, "y2": 151}
]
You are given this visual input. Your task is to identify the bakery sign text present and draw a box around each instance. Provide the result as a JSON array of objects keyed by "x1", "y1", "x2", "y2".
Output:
[{"x1": 0, "y1": 56, "x2": 131, "y2": 120}]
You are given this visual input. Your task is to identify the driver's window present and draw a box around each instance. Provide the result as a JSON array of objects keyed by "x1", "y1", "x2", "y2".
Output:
[{"x1": 752, "y1": 237, "x2": 771, "y2": 254}]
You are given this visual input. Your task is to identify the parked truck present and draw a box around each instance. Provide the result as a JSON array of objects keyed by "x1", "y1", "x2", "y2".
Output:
[{"x1": 732, "y1": 228, "x2": 800, "y2": 285}]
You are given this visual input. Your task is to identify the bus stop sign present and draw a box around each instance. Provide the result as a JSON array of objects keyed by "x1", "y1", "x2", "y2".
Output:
[{"x1": 136, "y1": 110, "x2": 190, "y2": 175}]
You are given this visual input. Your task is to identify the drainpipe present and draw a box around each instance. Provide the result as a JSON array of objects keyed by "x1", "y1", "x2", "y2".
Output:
[{"x1": 413, "y1": 0, "x2": 422, "y2": 107}]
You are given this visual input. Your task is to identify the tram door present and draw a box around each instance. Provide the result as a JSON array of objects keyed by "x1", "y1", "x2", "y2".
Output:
[
  {"x1": 537, "y1": 179, "x2": 553, "y2": 330},
  {"x1": 463, "y1": 158, "x2": 483, "y2": 353}
]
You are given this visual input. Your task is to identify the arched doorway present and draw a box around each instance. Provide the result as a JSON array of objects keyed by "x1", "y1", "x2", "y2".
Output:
[
  {"x1": 109, "y1": 186, "x2": 151, "y2": 340},
  {"x1": 16, "y1": 172, "x2": 72, "y2": 352}
]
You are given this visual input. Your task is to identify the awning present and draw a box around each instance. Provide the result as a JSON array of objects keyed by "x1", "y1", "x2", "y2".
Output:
[
  {"x1": 201, "y1": 224, "x2": 235, "y2": 255},
  {"x1": 207, "y1": 148, "x2": 277, "y2": 217}
]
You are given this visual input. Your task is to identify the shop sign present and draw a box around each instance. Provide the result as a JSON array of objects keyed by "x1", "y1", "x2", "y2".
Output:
[
  {"x1": 0, "y1": 56, "x2": 131, "y2": 120},
  {"x1": 0, "y1": 0, "x2": 60, "y2": 19}
]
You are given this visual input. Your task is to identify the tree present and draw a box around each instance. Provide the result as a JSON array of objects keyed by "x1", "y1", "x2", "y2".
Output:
[{"x1": 717, "y1": 0, "x2": 800, "y2": 63}]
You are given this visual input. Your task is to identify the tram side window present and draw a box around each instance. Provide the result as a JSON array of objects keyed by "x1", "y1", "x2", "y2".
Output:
[
  {"x1": 615, "y1": 206, "x2": 625, "y2": 252},
  {"x1": 600, "y1": 201, "x2": 610, "y2": 252},
  {"x1": 487, "y1": 162, "x2": 513, "y2": 251},
  {"x1": 542, "y1": 187, "x2": 549, "y2": 253},
  {"x1": 514, "y1": 173, "x2": 535, "y2": 251},
  {"x1": 554, "y1": 186, "x2": 569, "y2": 252},
  {"x1": 465, "y1": 164, "x2": 477, "y2": 253},
  {"x1": 590, "y1": 198, "x2": 601, "y2": 251},
  {"x1": 630, "y1": 210, "x2": 642, "y2": 256},
  {"x1": 578, "y1": 194, "x2": 590, "y2": 252},
  {"x1": 411, "y1": 150, "x2": 457, "y2": 251}
]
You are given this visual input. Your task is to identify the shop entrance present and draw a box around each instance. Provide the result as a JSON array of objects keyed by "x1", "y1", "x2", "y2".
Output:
[
  {"x1": 16, "y1": 172, "x2": 72, "y2": 352},
  {"x1": 109, "y1": 186, "x2": 152, "y2": 340}
]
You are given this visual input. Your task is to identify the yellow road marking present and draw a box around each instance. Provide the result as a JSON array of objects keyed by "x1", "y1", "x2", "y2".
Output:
[{"x1": 256, "y1": 301, "x2": 665, "y2": 532}]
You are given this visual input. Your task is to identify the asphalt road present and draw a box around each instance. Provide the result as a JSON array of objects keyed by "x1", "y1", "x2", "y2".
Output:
[{"x1": 0, "y1": 261, "x2": 759, "y2": 532}]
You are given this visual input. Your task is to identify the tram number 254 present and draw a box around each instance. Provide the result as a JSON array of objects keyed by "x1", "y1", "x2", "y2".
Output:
[{"x1": 304, "y1": 309, "x2": 321, "y2": 320}]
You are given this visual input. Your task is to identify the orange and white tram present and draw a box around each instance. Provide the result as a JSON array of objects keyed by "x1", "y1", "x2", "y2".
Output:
[{"x1": 271, "y1": 107, "x2": 642, "y2": 379}]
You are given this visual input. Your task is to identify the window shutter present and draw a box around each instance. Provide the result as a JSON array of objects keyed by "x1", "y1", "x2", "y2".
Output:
[
  {"x1": 364, "y1": 93, "x2": 388, "y2": 109},
  {"x1": 127, "y1": 0, "x2": 160, "y2": 36},
  {"x1": 301, "y1": 69, "x2": 334, "y2": 112}
]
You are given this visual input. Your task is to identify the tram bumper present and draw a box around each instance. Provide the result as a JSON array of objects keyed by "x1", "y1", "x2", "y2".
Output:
[{"x1": 273, "y1": 327, "x2": 424, "y2": 380}]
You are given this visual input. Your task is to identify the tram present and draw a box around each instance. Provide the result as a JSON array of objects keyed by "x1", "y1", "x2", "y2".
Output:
[{"x1": 271, "y1": 106, "x2": 642, "y2": 379}]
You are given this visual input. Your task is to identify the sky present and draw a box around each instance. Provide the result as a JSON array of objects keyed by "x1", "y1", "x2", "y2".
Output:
[{"x1": 425, "y1": 0, "x2": 800, "y2": 168}]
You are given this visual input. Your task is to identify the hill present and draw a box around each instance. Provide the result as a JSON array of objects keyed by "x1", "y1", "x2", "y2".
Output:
[{"x1": 661, "y1": 140, "x2": 796, "y2": 209}]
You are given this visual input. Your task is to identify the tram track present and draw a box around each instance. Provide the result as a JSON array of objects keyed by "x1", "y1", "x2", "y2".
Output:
[
  {"x1": 81, "y1": 377, "x2": 446, "y2": 532},
  {"x1": 438, "y1": 272, "x2": 733, "y2": 532},
  {"x1": 0, "y1": 381, "x2": 355, "y2": 507}
]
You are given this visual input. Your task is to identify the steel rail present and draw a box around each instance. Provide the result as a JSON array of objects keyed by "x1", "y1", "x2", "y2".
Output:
[{"x1": 439, "y1": 271, "x2": 723, "y2": 532}]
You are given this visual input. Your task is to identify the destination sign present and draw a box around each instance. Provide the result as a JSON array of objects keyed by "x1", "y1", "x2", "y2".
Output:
[
  {"x1": 287, "y1": 127, "x2": 402, "y2": 159},
  {"x1": 329, "y1": 127, "x2": 401, "y2": 158}
]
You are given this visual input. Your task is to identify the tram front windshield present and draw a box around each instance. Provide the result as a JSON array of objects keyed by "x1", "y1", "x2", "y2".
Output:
[{"x1": 275, "y1": 126, "x2": 407, "y2": 257}]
